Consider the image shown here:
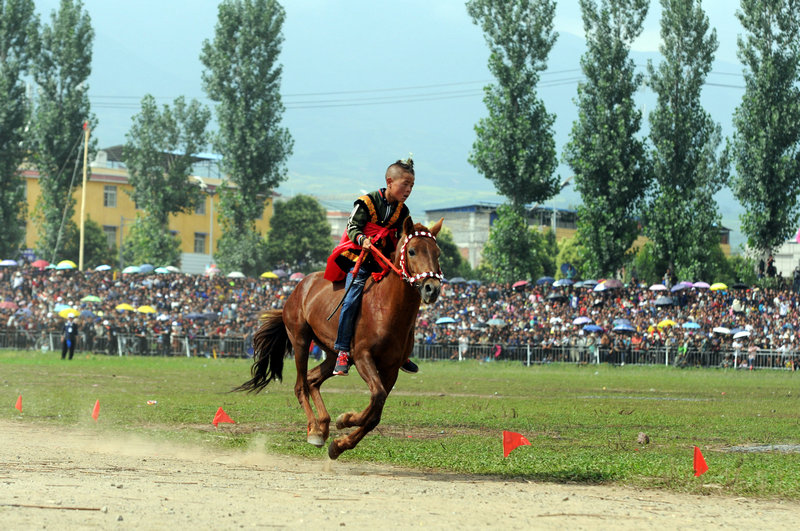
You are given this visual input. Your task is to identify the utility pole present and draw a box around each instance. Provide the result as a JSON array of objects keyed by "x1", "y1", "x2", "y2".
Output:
[{"x1": 78, "y1": 122, "x2": 90, "y2": 271}]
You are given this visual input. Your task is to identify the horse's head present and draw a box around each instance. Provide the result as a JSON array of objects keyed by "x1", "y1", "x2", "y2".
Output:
[{"x1": 398, "y1": 217, "x2": 444, "y2": 304}]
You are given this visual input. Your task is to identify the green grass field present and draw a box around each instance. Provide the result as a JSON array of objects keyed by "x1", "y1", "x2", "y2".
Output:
[{"x1": 3, "y1": 351, "x2": 799, "y2": 499}]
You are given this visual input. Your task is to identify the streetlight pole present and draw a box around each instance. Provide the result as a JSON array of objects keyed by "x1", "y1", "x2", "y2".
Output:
[{"x1": 207, "y1": 187, "x2": 216, "y2": 266}]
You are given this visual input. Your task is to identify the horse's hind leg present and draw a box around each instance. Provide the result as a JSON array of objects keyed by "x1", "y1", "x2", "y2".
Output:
[{"x1": 291, "y1": 333, "x2": 328, "y2": 447}]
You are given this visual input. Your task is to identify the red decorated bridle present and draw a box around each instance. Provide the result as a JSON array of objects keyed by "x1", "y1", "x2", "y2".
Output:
[{"x1": 370, "y1": 230, "x2": 443, "y2": 287}]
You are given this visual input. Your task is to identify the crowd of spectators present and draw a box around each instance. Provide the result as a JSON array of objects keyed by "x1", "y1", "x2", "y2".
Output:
[{"x1": 1, "y1": 263, "x2": 799, "y2": 369}]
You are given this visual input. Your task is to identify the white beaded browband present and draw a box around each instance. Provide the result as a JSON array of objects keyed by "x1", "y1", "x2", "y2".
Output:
[{"x1": 398, "y1": 231, "x2": 444, "y2": 286}]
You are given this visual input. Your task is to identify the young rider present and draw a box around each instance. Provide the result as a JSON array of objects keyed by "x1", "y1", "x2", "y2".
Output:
[{"x1": 324, "y1": 156, "x2": 419, "y2": 376}]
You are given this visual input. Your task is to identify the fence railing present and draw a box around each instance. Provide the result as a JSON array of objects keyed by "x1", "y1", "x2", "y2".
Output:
[{"x1": 1, "y1": 329, "x2": 797, "y2": 371}]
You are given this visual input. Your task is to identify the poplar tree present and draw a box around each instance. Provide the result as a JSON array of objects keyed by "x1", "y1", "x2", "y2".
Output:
[
  {"x1": 645, "y1": 0, "x2": 729, "y2": 281},
  {"x1": 0, "y1": 0, "x2": 37, "y2": 257},
  {"x1": 564, "y1": 0, "x2": 650, "y2": 278},
  {"x1": 264, "y1": 195, "x2": 331, "y2": 273},
  {"x1": 731, "y1": 0, "x2": 800, "y2": 255},
  {"x1": 200, "y1": 0, "x2": 293, "y2": 276},
  {"x1": 29, "y1": 0, "x2": 95, "y2": 262}
]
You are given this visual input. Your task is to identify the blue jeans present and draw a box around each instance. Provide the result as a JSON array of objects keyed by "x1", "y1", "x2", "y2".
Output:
[{"x1": 334, "y1": 267, "x2": 370, "y2": 352}]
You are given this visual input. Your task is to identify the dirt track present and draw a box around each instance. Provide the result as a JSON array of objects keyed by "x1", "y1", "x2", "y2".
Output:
[{"x1": 1, "y1": 420, "x2": 798, "y2": 530}]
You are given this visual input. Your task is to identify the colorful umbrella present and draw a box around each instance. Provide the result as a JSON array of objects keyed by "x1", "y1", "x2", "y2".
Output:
[
  {"x1": 56, "y1": 260, "x2": 77, "y2": 270},
  {"x1": 227, "y1": 271, "x2": 246, "y2": 278},
  {"x1": 260, "y1": 271, "x2": 279, "y2": 279},
  {"x1": 289, "y1": 272, "x2": 306, "y2": 281},
  {"x1": 95, "y1": 264, "x2": 112, "y2": 271},
  {"x1": 80, "y1": 295, "x2": 102, "y2": 303},
  {"x1": 115, "y1": 303, "x2": 135, "y2": 311},
  {"x1": 0, "y1": 259, "x2": 18, "y2": 266},
  {"x1": 122, "y1": 265, "x2": 140, "y2": 274},
  {"x1": 137, "y1": 305, "x2": 157, "y2": 314},
  {"x1": 58, "y1": 308, "x2": 79, "y2": 318},
  {"x1": 32, "y1": 259, "x2": 50, "y2": 268},
  {"x1": 710, "y1": 282, "x2": 728, "y2": 291}
]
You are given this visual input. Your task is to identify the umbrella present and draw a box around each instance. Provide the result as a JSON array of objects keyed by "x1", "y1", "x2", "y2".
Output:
[
  {"x1": 290, "y1": 272, "x2": 306, "y2": 281},
  {"x1": 466, "y1": 279, "x2": 482, "y2": 286},
  {"x1": 487, "y1": 318, "x2": 507, "y2": 326},
  {"x1": 654, "y1": 296, "x2": 674, "y2": 306},
  {"x1": 0, "y1": 301, "x2": 18, "y2": 310},
  {"x1": 0, "y1": 259, "x2": 18, "y2": 266},
  {"x1": 115, "y1": 303, "x2": 135, "y2": 311},
  {"x1": 95, "y1": 264, "x2": 111, "y2": 271},
  {"x1": 80, "y1": 309, "x2": 95, "y2": 318},
  {"x1": 122, "y1": 265, "x2": 140, "y2": 274},
  {"x1": 732, "y1": 282, "x2": 749, "y2": 290},
  {"x1": 553, "y1": 278, "x2": 574, "y2": 287},
  {"x1": 602, "y1": 278, "x2": 624, "y2": 289},
  {"x1": 710, "y1": 282, "x2": 728, "y2": 291},
  {"x1": 58, "y1": 308, "x2": 79, "y2": 318},
  {"x1": 682, "y1": 321, "x2": 701, "y2": 329},
  {"x1": 435, "y1": 316, "x2": 457, "y2": 325},
  {"x1": 165, "y1": 266, "x2": 180, "y2": 273},
  {"x1": 581, "y1": 279, "x2": 598, "y2": 287},
  {"x1": 657, "y1": 319, "x2": 677, "y2": 328},
  {"x1": 448, "y1": 276, "x2": 467, "y2": 284},
  {"x1": 593, "y1": 283, "x2": 608, "y2": 292},
  {"x1": 14, "y1": 308, "x2": 32, "y2": 318},
  {"x1": 80, "y1": 295, "x2": 102, "y2": 303},
  {"x1": 613, "y1": 318, "x2": 632, "y2": 326},
  {"x1": 535, "y1": 276, "x2": 555, "y2": 285},
  {"x1": 546, "y1": 292, "x2": 567, "y2": 302},
  {"x1": 227, "y1": 271, "x2": 246, "y2": 278},
  {"x1": 205, "y1": 267, "x2": 221, "y2": 276},
  {"x1": 138, "y1": 264, "x2": 155, "y2": 274},
  {"x1": 137, "y1": 305, "x2": 157, "y2": 314},
  {"x1": 670, "y1": 283, "x2": 689, "y2": 292},
  {"x1": 203, "y1": 312, "x2": 219, "y2": 321},
  {"x1": 184, "y1": 312, "x2": 206, "y2": 320},
  {"x1": 613, "y1": 324, "x2": 636, "y2": 333},
  {"x1": 272, "y1": 269, "x2": 288, "y2": 278},
  {"x1": 649, "y1": 284, "x2": 667, "y2": 291},
  {"x1": 733, "y1": 330, "x2": 751, "y2": 339},
  {"x1": 260, "y1": 271, "x2": 279, "y2": 279},
  {"x1": 472, "y1": 321, "x2": 489, "y2": 329},
  {"x1": 693, "y1": 281, "x2": 710, "y2": 289},
  {"x1": 56, "y1": 260, "x2": 77, "y2": 270},
  {"x1": 512, "y1": 280, "x2": 529, "y2": 289},
  {"x1": 54, "y1": 303, "x2": 72, "y2": 313},
  {"x1": 155, "y1": 267, "x2": 171, "y2": 274},
  {"x1": 32, "y1": 259, "x2": 50, "y2": 268},
  {"x1": 573, "y1": 316, "x2": 592, "y2": 325},
  {"x1": 583, "y1": 324, "x2": 604, "y2": 333},
  {"x1": 712, "y1": 326, "x2": 731, "y2": 335}
]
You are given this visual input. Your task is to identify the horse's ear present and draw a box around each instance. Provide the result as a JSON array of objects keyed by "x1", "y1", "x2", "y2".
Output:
[
  {"x1": 430, "y1": 217, "x2": 444, "y2": 237},
  {"x1": 402, "y1": 216, "x2": 414, "y2": 236}
]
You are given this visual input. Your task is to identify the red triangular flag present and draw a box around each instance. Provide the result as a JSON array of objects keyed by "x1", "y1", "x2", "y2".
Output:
[
  {"x1": 213, "y1": 407, "x2": 235, "y2": 427},
  {"x1": 15, "y1": 395, "x2": 22, "y2": 412},
  {"x1": 92, "y1": 399, "x2": 100, "y2": 421},
  {"x1": 502, "y1": 430, "x2": 531, "y2": 457},
  {"x1": 693, "y1": 446, "x2": 709, "y2": 476}
]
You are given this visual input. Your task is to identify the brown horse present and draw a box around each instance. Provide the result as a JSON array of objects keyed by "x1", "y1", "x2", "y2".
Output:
[{"x1": 236, "y1": 217, "x2": 443, "y2": 459}]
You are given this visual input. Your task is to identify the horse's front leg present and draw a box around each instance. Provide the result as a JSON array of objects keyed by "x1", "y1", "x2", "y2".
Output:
[
  {"x1": 304, "y1": 351, "x2": 337, "y2": 444},
  {"x1": 328, "y1": 353, "x2": 390, "y2": 460}
]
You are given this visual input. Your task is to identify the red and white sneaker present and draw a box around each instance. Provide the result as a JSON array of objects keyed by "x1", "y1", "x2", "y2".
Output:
[{"x1": 333, "y1": 351, "x2": 351, "y2": 376}]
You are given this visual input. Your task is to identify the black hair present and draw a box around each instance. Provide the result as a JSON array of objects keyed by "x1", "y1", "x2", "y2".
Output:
[{"x1": 388, "y1": 157, "x2": 414, "y2": 175}]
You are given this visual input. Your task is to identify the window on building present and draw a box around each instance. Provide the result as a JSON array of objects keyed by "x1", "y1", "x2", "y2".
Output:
[
  {"x1": 195, "y1": 197, "x2": 206, "y2": 215},
  {"x1": 102, "y1": 225, "x2": 117, "y2": 249},
  {"x1": 103, "y1": 185, "x2": 117, "y2": 207},
  {"x1": 194, "y1": 233, "x2": 207, "y2": 254}
]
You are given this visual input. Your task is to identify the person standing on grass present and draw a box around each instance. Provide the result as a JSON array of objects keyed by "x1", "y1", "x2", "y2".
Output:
[{"x1": 61, "y1": 316, "x2": 78, "y2": 360}]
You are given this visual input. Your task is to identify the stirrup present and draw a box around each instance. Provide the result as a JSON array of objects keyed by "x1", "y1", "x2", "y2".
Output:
[
  {"x1": 400, "y1": 359, "x2": 418, "y2": 374},
  {"x1": 333, "y1": 351, "x2": 351, "y2": 376}
]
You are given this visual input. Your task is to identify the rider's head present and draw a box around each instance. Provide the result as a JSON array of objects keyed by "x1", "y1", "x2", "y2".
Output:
[{"x1": 385, "y1": 156, "x2": 415, "y2": 204}]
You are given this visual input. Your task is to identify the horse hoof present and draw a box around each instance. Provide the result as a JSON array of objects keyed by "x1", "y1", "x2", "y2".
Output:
[
  {"x1": 307, "y1": 433, "x2": 325, "y2": 447},
  {"x1": 328, "y1": 441, "x2": 341, "y2": 460},
  {"x1": 335, "y1": 413, "x2": 348, "y2": 430}
]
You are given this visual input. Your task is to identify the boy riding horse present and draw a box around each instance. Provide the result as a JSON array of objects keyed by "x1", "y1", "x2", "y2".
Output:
[{"x1": 324, "y1": 156, "x2": 419, "y2": 376}]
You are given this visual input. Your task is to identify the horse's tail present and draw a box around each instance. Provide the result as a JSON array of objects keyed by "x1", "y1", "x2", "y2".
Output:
[{"x1": 232, "y1": 310, "x2": 290, "y2": 393}]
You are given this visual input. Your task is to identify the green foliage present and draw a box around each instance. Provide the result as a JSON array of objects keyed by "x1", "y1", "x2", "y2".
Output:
[
  {"x1": 564, "y1": 0, "x2": 650, "y2": 278},
  {"x1": 122, "y1": 215, "x2": 181, "y2": 267},
  {"x1": 29, "y1": 0, "x2": 96, "y2": 260},
  {"x1": 731, "y1": 0, "x2": 800, "y2": 255},
  {"x1": 264, "y1": 194, "x2": 331, "y2": 273},
  {"x1": 631, "y1": 241, "x2": 667, "y2": 285},
  {"x1": 0, "y1": 0, "x2": 37, "y2": 257},
  {"x1": 644, "y1": 0, "x2": 729, "y2": 281},
  {"x1": 215, "y1": 223, "x2": 269, "y2": 278},
  {"x1": 480, "y1": 203, "x2": 547, "y2": 283},
  {"x1": 555, "y1": 235, "x2": 588, "y2": 280},
  {"x1": 123, "y1": 94, "x2": 210, "y2": 225},
  {"x1": 81, "y1": 216, "x2": 117, "y2": 268},
  {"x1": 436, "y1": 226, "x2": 472, "y2": 280},
  {"x1": 466, "y1": 0, "x2": 560, "y2": 209},
  {"x1": 725, "y1": 253, "x2": 758, "y2": 285},
  {"x1": 200, "y1": 0, "x2": 293, "y2": 269}
]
